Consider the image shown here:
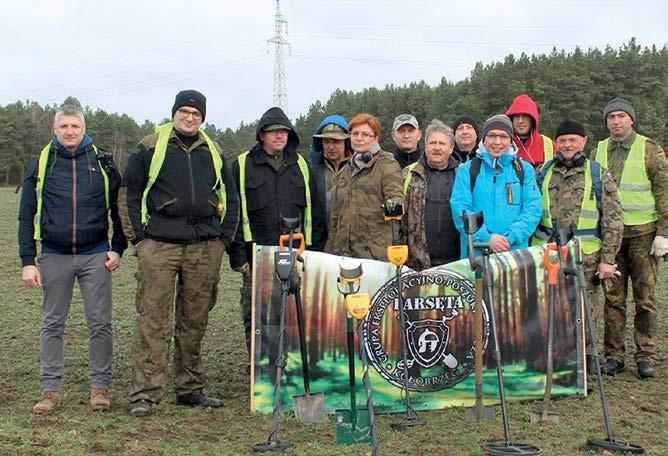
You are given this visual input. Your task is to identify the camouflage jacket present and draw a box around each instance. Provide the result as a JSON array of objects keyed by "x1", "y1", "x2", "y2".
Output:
[
  {"x1": 539, "y1": 159, "x2": 623, "y2": 264},
  {"x1": 591, "y1": 132, "x2": 668, "y2": 238},
  {"x1": 325, "y1": 150, "x2": 403, "y2": 260},
  {"x1": 401, "y1": 159, "x2": 459, "y2": 270}
]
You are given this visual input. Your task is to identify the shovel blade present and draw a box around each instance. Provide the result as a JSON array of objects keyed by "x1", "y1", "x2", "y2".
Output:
[
  {"x1": 529, "y1": 410, "x2": 560, "y2": 424},
  {"x1": 464, "y1": 404, "x2": 496, "y2": 422},
  {"x1": 293, "y1": 393, "x2": 328, "y2": 423},
  {"x1": 335, "y1": 408, "x2": 371, "y2": 445}
]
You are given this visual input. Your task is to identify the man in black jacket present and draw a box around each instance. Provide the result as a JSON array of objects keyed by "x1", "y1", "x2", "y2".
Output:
[
  {"x1": 229, "y1": 106, "x2": 323, "y2": 365},
  {"x1": 391, "y1": 113, "x2": 423, "y2": 169},
  {"x1": 119, "y1": 90, "x2": 239, "y2": 416},
  {"x1": 18, "y1": 104, "x2": 127, "y2": 414},
  {"x1": 452, "y1": 114, "x2": 480, "y2": 163}
]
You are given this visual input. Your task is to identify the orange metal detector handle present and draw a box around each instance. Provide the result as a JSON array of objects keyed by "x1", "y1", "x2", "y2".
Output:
[
  {"x1": 543, "y1": 243, "x2": 568, "y2": 286},
  {"x1": 279, "y1": 232, "x2": 305, "y2": 255}
]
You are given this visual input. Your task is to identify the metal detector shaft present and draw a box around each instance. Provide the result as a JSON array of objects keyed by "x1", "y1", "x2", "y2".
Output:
[
  {"x1": 542, "y1": 278, "x2": 556, "y2": 420},
  {"x1": 396, "y1": 263, "x2": 417, "y2": 420},
  {"x1": 346, "y1": 315, "x2": 358, "y2": 425},
  {"x1": 267, "y1": 286, "x2": 290, "y2": 446},
  {"x1": 574, "y1": 258, "x2": 614, "y2": 440},
  {"x1": 483, "y1": 254, "x2": 512, "y2": 445},
  {"x1": 357, "y1": 322, "x2": 380, "y2": 456}
]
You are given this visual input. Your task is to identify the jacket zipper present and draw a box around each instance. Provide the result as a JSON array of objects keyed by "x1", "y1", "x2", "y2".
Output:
[
  {"x1": 72, "y1": 154, "x2": 77, "y2": 254},
  {"x1": 187, "y1": 152, "x2": 195, "y2": 218}
]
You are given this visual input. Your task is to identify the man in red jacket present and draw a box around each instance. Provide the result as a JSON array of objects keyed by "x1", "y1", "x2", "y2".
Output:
[{"x1": 506, "y1": 94, "x2": 555, "y2": 169}]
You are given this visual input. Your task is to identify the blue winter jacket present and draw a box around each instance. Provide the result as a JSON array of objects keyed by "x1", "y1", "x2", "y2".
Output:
[
  {"x1": 307, "y1": 114, "x2": 349, "y2": 247},
  {"x1": 450, "y1": 144, "x2": 541, "y2": 258}
]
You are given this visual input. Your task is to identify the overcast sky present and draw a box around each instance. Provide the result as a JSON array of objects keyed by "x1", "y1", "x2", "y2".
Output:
[{"x1": 3, "y1": 0, "x2": 665, "y2": 130}]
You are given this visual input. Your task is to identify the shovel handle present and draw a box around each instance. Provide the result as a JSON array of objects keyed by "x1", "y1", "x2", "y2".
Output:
[
  {"x1": 294, "y1": 290, "x2": 312, "y2": 395},
  {"x1": 279, "y1": 232, "x2": 305, "y2": 255},
  {"x1": 474, "y1": 278, "x2": 484, "y2": 386}
]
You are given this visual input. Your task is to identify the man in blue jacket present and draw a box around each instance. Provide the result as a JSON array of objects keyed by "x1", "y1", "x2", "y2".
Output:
[
  {"x1": 308, "y1": 114, "x2": 351, "y2": 250},
  {"x1": 451, "y1": 114, "x2": 541, "y2": 257},
  {"x1": 18, "y1": 104, "x2": 127, "y2": 414}
]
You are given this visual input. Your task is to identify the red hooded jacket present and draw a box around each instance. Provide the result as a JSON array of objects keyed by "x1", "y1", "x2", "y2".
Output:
[{"x1": 506, "y1": 94, "x2": 555, "y2": 167}]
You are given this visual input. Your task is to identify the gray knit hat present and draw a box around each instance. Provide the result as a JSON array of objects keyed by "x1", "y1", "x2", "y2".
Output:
[
  {"x1": 603, "y1": 97, "x2": 635, "y2": 123},
  {"x1": 482, "y1": 114, "x2": 514, "y2": 139}
]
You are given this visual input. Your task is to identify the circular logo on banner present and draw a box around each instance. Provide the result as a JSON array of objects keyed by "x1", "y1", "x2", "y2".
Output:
[{"x1": 362, "y1": 269, "x2": 489, "y2": 392}]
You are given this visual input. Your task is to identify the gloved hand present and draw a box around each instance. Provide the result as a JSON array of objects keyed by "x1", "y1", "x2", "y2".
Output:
[
  {"x1": 233, "y1": 263, "x2": 251, "y2": 278},
  {"x1": 382, "y1": 197, "x2": 404, "y2": 218},
  {"x1": 649, "y1": 235, "x2": 668, "y2": 258}
]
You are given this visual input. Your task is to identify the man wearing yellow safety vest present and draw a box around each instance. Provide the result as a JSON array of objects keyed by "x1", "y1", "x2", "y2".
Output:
[
  {"x1": 506, "y1": 94, "x2": 555, "y2": 170},
  {"x1": 591, "y1": 98, "x2": 668, "y2": 380},
  {"x1": 119, "y1": 90, "x2": 239, "y2": 416},
  {"x1": 18, "y1": 104, "x2": 127, "y2": 414},
  {"x1": 533, "y1": 119, "x2": 623, "y2": 386},
  {"x1": 228, "y1": 106, "x2": 324, "y2": 367}
]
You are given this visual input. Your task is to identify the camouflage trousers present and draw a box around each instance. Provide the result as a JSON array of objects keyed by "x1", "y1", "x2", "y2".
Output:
[
  {"x1": 603, "y1": 232, "x2": 658, "y2": 363},
  {"x1": 129, "y1": 238, "x2": 224, "y2": 403}
]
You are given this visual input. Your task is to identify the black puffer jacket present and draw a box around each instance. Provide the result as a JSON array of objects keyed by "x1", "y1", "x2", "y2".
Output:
[
  {"x1": 118, "y1": 127, "x2": 239, "y2": 246},
  {"x1": 228, "y1": 107, "x2": 324, "y2": 268},
  {"x1": 18, "y1": 136, "x2": 127, "y2": 266}
]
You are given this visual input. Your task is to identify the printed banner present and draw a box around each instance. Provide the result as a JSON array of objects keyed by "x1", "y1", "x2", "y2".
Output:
[{"x1": 250, "y1": 245, "x2": 585, "y2": 414}]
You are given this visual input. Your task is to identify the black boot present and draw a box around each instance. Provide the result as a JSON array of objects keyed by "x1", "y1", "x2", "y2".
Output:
[
  {"x1": 600, "y1": 359, "x2": 625, "y2": 376},
  {"x1": 176, "y1": 390, "x2": 223, "y2": 408},
  {"x1": 637, "y1": 361, "x2": 655, "y2": 379}
]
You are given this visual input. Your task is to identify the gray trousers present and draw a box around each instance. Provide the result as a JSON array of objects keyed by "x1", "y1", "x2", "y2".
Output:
[{"x1": 39, "y1": 252, "x2": 112, "y2": 391}]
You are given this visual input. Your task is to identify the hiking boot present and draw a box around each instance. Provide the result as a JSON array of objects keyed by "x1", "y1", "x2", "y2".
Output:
[
  {"x1": 176, "y1": 390, "x2": 223, "y2": 408},
  {"x1": 600, "y1": 359, "x2": 625, "y2": 376},
  {"x1": 90, "y1": 388, "x2": 111, "y2": 411},
  {"x1": 637, "y1": 361, "x2": 656, "y2": 379},
  {"x1": 33, "y1": 391, "x2": 60, "y2": 414},
  {"x1": 129, "y1": 400, "x2": 156, "y2": 417}
]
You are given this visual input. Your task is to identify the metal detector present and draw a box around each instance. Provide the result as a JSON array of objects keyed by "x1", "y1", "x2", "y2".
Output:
[
  {"x1": 461, "y1": 211, "x2": 543, "y2": 456},
  {"x1": 335, "y1": 261, "x2": 380, "y2": 455},
  {"x1": 463, "y1": 211, "x2": 496, "y2": 423},
  {"x1": 552, "y1": 225, "x2": 644, "y2": 454},
  {"x1": 383, "y1": 198, "x2": 424, "y2": 430}
]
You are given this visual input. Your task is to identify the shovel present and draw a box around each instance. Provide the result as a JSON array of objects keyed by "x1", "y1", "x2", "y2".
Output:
[
  {"x1": 292, "y1": 287, "x2": 328, "y2": 423},
  {"x1": 465, "y1": 273, "x2": 495, "y2": 422},
  {"x1": 530, "y1": 243, "x2": 563, "y2": 424}
]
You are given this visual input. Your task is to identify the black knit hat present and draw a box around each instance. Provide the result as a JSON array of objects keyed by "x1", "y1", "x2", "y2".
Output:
[
  {"x1": 603, "y1": 97, "x2": 635, "y2": 123},
  {"x1": 172, "y1": 89, "x2": 206, "y2": 121},
  {"x1": 555, "y1": 119, "x2": 586, "y2": 138},
  {"x1": 482, "y1": 114, "x2": 514, "y2": 139},
  {"x1": 452, "y1": 114, "x2": 480, "y2": 139}
]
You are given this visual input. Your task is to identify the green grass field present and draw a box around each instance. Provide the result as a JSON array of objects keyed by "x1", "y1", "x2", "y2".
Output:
[{"x1": 0, "y1": 187, "x2": 665, "y2": 455}]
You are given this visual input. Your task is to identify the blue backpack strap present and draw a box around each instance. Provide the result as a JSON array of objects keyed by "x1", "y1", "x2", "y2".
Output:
[
  {"x1": 536, "y1": 159, "x2": 554, "y2": 188},
  {"x1": 590, "y1": 159, "x2": 603, "y2": 212}
]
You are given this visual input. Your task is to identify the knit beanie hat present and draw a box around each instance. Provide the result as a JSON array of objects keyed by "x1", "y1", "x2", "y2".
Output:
[
  {"x1": 452, "y1": 114, "x2": 480, "y2": 138},
  {"x1": 603, "y1": 97, "x2": 635, "y2": 123},
  {"x1": 482, "y1": 114, "x2": 514, "y2": 139},
  {"x1": 172, "y1": 89, "x2": 207, "y2": 121},
  {"x1": 555, "y1": 119, "x2": 587, "y2": 138}
]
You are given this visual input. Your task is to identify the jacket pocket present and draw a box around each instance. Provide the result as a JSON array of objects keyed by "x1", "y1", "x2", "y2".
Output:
[
  {"x1": 287, "y1": 173, "x2": 307, "y2": 208},
  {"x1": 246, "y1": 180, "x2": 271, "y2": 213}
]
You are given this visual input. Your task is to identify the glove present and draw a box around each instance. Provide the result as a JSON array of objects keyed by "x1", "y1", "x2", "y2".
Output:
[{"x1": 649, "y1": 235, "x2": 668, "y2": 258}]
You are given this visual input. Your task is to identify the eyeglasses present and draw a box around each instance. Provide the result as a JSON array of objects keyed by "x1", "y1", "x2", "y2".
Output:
[
  {"x1": 177, "y1": 108, "x2": 202, "y2": 121},
  {"x1": 485, "y1": 133, "x2": 511, "y2": 142},
  {"x1": 350, "y1": 131, "x2": 375, "y2": 139}
]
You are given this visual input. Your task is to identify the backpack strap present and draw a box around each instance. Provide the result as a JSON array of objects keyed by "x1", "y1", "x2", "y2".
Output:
[
  {"x1": 512, "y1": 157, "x2": 525, "y2": 186},
  {"x1": 590, "y1": 159, "x2": 603, "y2": 213},
  {"x1": 536, "y1": 159, "x2": 554, "y2": 188},
  {"x1": 469, "y1": 157, "x2": 482, "y2": 192}
]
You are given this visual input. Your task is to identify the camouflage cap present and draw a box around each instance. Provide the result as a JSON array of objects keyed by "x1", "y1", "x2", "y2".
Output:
[
  {"x1": 392, "y1": 113, "x2": 419, "y2": 131},
  {"x1": 313, "y1": 123, "x2": 349, "y2": 140},
  {"x1": 263, "y1": 124, "x2": 292, "y2": 132}
]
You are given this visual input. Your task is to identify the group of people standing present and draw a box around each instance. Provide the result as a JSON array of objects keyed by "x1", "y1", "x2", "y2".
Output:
[{"x1": 18, "y1": 89, "x2": 665, "y2": 418}]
